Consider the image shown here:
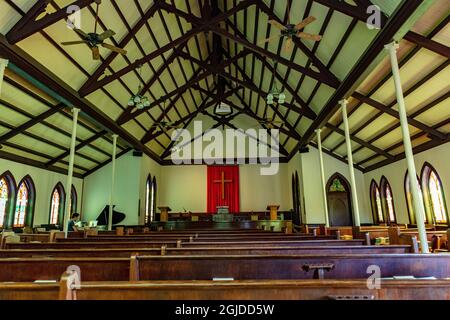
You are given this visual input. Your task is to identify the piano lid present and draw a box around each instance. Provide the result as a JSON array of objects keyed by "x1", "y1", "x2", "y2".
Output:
[{"x1": 96, "y1": 205, "x2": 126, "y2": 226}]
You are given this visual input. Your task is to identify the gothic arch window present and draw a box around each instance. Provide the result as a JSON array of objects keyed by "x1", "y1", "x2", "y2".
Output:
[
  {"x1": 69, "y1": 186, "x2": 78, "y2": 217},
  {"x1": 404, "y1": 172, "x2": 427, "y2": 224},
  {"x1": 421, "y1": 163, "x2": 448, "y2": 224},
  {"x1": 380, "y1": 176, "x2": 396, "y2": 224},
  {"x1": 13, "y1": 175, "x2": 36, "y2": 228},
  {"x1": 370, "y1": 180, "x2": 384, "y2": 224},
  {"x1": 0, "y1": 171, "x2": 16, "y2": 228},
  {"x1": 145, "y1": 175, "x2": 152, "y2": 224},
  {"x1": 291, "y1": 172, "x2": 301, "y2": 225},
  {"x1": 150, "y1": 177, "x2": 157, "y2": 222},
  {"x1": 49, "y1": 183, "x2": 65, "y2": 225}
]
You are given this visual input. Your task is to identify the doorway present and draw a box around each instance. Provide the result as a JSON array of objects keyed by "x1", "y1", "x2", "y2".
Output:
[{"x1": 326, "y1": 173, "x2": 353, "y2": 226}]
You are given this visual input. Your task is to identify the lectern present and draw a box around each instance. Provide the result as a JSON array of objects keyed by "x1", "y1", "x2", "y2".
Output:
[
  {"x1": 266, "y1": 204, "x2": 280, "y2": 220},
  {"x1": 158, "y1": 206, "x2": 172, "y2": 222}
]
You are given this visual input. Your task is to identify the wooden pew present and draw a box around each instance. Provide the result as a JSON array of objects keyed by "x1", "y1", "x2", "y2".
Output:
[
  {"x1": 0, "y1": 244, "x2": 412, "y2": 258},
  {"x1": 0, "y1": 257, "x2": 130, "y2": 282},
  {"x1": 57, "y1": 234, "x2": 339, "y2": 243},
  {"x1": 1, "y1": 278, "x2": 449, "y2": 300},
  {"x1": 5, "y1": 239, "x2": 367, "y2": 250},
  {"x1": 388, "y1": 227, "x2": 448, "y2": 252},
  {"x1": 130, "y1": 254, "x2": 450, "y2": 281},
  {"x1": 0, "y1": 254, "x2": 448, "y2": 283}
]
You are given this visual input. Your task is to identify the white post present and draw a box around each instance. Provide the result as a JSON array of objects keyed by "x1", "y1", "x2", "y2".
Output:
[
  {"x1": 0, "y1": 58, "x2": 9, "y2": 97},
  {"x1": 316, "y1": 129, "x2": 330, "y2": 227},
  {"x1": 385, "y1": 41, "x2": 429, "y2": 253},
  {"x1": 63, "y1": 107, "x2": 80, "y2": 238},
  {"x1": 340, "y1": 99, "x2": 361, "y2": 227},
  {"x1": 108, "y1": 134, "x2": 118, "y2": 231}
]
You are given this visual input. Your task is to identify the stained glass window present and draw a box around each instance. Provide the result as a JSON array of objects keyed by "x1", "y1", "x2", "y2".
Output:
[
  {"x1": 329, "y1": 178, "x2": 346, "y2": 192},
  {"x1": 421, "y1": 164, "x2": 448, "y2": 224},
  {"x1": 370, "y1": 181, "x2": 384, "y2": 223},
  {"x1": 385, "y1": 184, "x2": 396, "y2": 223},
  {"x1": 145, "y1": 175, "x2": 151, "y2": 224},
  {"x1": 0, "y1": 177, "x2": 9, "y2": 227},
  {"x1": 14, "y1": 182, "x2": 28, "y2": 227},
  {"x1": 405, "y1": 173, "x2": 427, "y2": 224},
  {"x1": 150, "y1": 177, "x2": 157, "y2": 222},
  {"x1": 50, "y1": 188, "x2": 61, "y2": 225}
]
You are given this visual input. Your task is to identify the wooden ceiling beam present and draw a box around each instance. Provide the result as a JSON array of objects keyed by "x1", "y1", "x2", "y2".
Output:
[
  {"x1": 86, "y1": 0, "x2": 256, "y2": 95},
  {"x1": 0, "y1": 103, "x2": 65, "y2": 144},
  {"x1": 403, "y1": 31, "x2": 450, "y2": 58},
  {"x1": 46, "y1": 130, "x2": 107, "y2": 167},
  {"x1": 0, "y1": 34, "x2": 163, "y2": 164},
  {"x1": 78, "y1": 0, "x2": 162, "y2": 95},
  {"x1": 0, "y1": 150, "x2": 83, "y2": 178},
  {"x1": 255, "y1": 1, "x2": 340, "y2": 87},
  {"x1": 6, "y1": 0, "x2": 96, "y2": 44},
  {"x1": 352, "y1": 92, "x2": 447, "y2": 140},
  {"x1": 289, "y1": 0, "x2": 425, "y2": 159}
]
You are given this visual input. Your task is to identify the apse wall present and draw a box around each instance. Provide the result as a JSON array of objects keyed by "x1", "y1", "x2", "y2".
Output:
[
  {"x1": 0, "y1": 157, "x2": 83, "y2": 226},
  {"x1": 363, "y1": 142, "x2": 450, "y2": 224},
  {"x1": 158, "y1": 164, "x2": 291, "y2": 213}
]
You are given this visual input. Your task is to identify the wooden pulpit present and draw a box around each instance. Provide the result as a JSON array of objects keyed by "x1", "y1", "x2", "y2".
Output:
[
  {"x1": 158, "y1": 206, "x2": 172, "y2": 222},
  {"x1": 267, "y1": 204, "x2": 280, "y2": 220}
]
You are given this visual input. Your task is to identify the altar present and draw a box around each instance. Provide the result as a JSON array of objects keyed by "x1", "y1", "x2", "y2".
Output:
[{"x1": 212, "y1": 206, "x2": 233, "y2": 222}]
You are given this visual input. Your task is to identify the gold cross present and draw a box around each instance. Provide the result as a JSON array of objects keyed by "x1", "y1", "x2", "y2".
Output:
[{"x1": 213, "y1": 171, "x2": 233, "y2": 200}]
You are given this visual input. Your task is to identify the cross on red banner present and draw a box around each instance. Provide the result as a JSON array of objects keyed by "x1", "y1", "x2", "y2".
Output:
[{"x1": 207, "y1": 165, "x2": 240, "y2": 214}]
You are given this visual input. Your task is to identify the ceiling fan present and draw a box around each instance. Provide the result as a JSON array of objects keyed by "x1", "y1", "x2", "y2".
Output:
[
  {"x1": 61, "y1": 0, "x2": 127, "y2": 60},
  {"x1": 151, "y1": 102, "x2": 183, "y2": 133},
  {"x1": 260, "y1": 9, "x2": 322, "y2": 52}
]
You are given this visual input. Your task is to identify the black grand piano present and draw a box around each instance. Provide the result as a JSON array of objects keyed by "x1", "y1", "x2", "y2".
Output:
[{"x1": 96, "y1": 205, "x2": 126, "y2": 226}]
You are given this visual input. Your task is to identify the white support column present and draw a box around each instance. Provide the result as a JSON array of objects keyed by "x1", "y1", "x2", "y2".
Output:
[
  {"x1": 63, "y1": 108, "x2": 80, "y2": 238},
  {"x1": 108, "y1": 134, "x2": 118, "y2": 231},
  {"x1": 340, "y1": 99, "x2": 361, "y2": 227},
  {"x1": 0, "y1": 58, "x2": 9, "y2": 97},
  {"x1": 385, "y1": 41, "x2": 429, "y2": 253},
  {"x1": 316, "y1": 129, "x2": 330, "y2": 227}
]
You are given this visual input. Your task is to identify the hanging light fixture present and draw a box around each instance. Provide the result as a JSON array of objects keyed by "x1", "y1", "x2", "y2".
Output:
[
  {"x1": 266, "y1": 60, "x2": 286, "y2": 106},
  {"x1": 128, "y1": 65, "x2": 151, "y2": 110}
]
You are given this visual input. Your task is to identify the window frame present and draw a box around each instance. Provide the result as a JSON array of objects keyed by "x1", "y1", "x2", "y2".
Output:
[
  {"x1": 0, "y1": 171, "x2": 17, "y2": 229},
  {"x1": 420, "y1": 162, "x2": 448, "y2": 225},
  {"x1": 380, "y1": 176, "x2": 396, "y2": 224},
  {"x1": 49, "y1": 182, "x2": 66, "y2": 226},
  {"x1": 13, "y1": 175, "x2": 36, "y2": 228}
]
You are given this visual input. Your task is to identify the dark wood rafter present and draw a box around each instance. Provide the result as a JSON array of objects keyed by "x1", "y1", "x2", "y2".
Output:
[
  {"x1": 0, "y1": 104, "x2": 65, "y2": 144},
  {"x1": 321, "y1": 17, "x2": 449, "y2": 149},
  {"x1": 289, "y1": 0, "x2": 426, "y2": 159},
  {"x1": 255, "y1": 0, "x2": 340, "y2": 87},
  {"x1": 222, "y1": 22, "x2": 317, "y2": 120},
  {"x1": 0, "y1": 35, "x2": 163, "y2": 164},
  {"x1": 6, "y1": 0, "x2": 97, "y2": 44},
  {"x1": 81, "y1": 0, "x2": 258, "y2": 96},
  {"x1": 0, "y1": 150, "x2": 83, "y2": 178},
  {"x1": 309, "y1": 141, "x2": 365, "y2": 172},
  {"x1": 46, "y1": 130, "x2": 108, "y2": 167}
]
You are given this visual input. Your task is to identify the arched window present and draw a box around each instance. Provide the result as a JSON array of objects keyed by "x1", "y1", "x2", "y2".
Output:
[
  {"x1": 69, "y1": 186, "x2": 78, "y2": 216},
  {"x1": 145, "y1": 175, "x2": 152, "y2": 224},
  {"x1": 380, "y1": 176, "x2": 396, "y2": 224},
  {"x1": 404, "y1": 172, "x2": 427, "y2": 224},
  {"x1": 421, "y1": 163, "x2": 448, "y2": 224},
  {"x1": 13, "y1": 176, "x2": 36, "y2": 228},
  {"x1": 150, "y1": 177, "x2": 157, "y2": 222},
  {"x1": 49, "y1": 183, "x2": 65, "y2": 225},
  {"x1": 370, "y1": 180, "x2": 384, "y2": 224},
  {"x1": 0, "y1": 171, "x2": 16, "y2": 228}
]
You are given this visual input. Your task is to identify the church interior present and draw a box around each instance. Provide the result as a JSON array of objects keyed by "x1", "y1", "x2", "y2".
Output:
[{"x1": 0, "y1": 0, "x2": 449, "y2": 301}]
